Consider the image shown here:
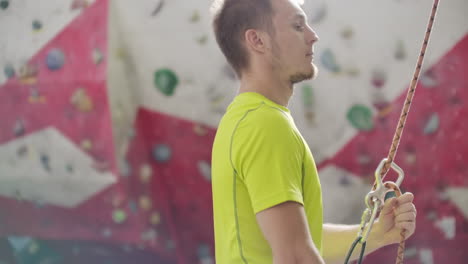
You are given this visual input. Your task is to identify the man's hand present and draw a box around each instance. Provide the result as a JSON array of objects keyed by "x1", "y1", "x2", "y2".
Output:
[{"x1": 372, "y1": 192, "x2": 417, "y2": 245}]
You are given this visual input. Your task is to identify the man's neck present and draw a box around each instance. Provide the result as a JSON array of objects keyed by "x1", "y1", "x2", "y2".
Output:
[{"x1": 238, "y1": 70, "x2": 293, "y2": 107}]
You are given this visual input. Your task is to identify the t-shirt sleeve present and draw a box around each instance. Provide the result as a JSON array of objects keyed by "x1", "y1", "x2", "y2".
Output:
[{"x1": 231, "y1": 107, "x2": 305, "y2": 214}]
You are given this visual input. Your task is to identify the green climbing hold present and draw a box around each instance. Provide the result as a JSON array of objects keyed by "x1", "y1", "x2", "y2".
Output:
[
  {"x1": 112, "y1": 209, "x2": 127, "y2": 224},
  {"x1": 154, "y1": 68, "x2": 178, "y2": 96},
  {"x1": 0, "y1": 0, "x2": 9, "y2": 10},
  {"x1": 302, "y1": 84, "x2": 314, "y2": 106},
  {"x1": 347, "y1": 104, "x2": 374, "y2": 131}
]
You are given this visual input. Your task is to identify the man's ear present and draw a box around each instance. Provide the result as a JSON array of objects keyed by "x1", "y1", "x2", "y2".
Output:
[{"x1": 244, "y1": 29, "x2": 269, "y2": 54}]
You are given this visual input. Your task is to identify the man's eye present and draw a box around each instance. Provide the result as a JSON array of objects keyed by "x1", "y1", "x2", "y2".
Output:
[{"x1": 295, "y1": 24, "x2": 304, "y2": 31}]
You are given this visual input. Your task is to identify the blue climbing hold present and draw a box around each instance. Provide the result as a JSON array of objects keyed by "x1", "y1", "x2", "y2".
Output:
[
  {"x1": 4, "y1": 64, "x2": 15, "y2": 79},
  {"x1": 197, "y1": 244, "x2": 211, "y2": 258},
  {"x1": 32, "y1": 20, "x2": 43, "y2": 31},
  {"x1": 321, "y1": 49, "x2": 341, "y2": 73},
  {"x1": 46, "y1": 49, "x2": 65, "y2": 71},
  {"x1": 152, "y1": 144, "x2": 172, "y2": 163},
  {"x1": 423, "y1": 113, "x2": 439, "y2": 134}
]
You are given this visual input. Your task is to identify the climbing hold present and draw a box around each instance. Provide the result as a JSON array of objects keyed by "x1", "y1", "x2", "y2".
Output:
[
  {"x1": 17, "y1": 145, "x2": 28, "y2": 157},
  {"x1": 344, "y1": 66, "x2": 360, "y2": 77},
  {"x1": 92, "y1": 48, "x2": 103, "y2": 65},
  {"x1": 154, "y1": 68, "x2": 178, "y2": 96},
  {"x1": 320, "y1": 49, "x2": 340, "y2": 73},
  {"x1": 421, "y1": 70, "x2": 439, "y2": 88},
  {"x1": 66, "y1": 164, "x2": 74, "y2": 173},
  {"x1": 423, "y1": 113, "x2": 439, "y2": 134},
  {"x1": 71, "y1": 88, "x2": 93, "y2": 112},
  {"x1": 404, "y1": 247, "x2": 419, "y2": 258},
  {"x1": 40, "y1": 154, "x2": 51, "y2": 171},
  {"x1": 139, "y1": 164, "x2": 153, "y2": 183},
  {"x1": 112, "y1": 209, "x2": 127, "y2": 224},
  {"x1": 194, "y1": 123, "x2": 208, "y2": 136},
  {"x1": 196, "y1": 35, "x2": 208, "y2": 45},
  {"x1": 302, "y1": 84, "x2": 316, "y2": 124},
  {"x1": 4, "y1": 64, "x2": 15, "y2": 79},
  {"x1": 150, "y1": 212, "x2": 161, "y2": 225},
  {"x1": 28, "y1": 88, "x2": 46, "y2": 103},
  {"x1": 80, "y1": 139, "x2": 93, "y2": 151},
  {"x1": 46, "y1": 49, "x2": 65, "y2": 71},
  {"x1": 151, "y1": 0, "x2": 164, "y2": 16},
  {"x1": 357, "y1": 151, "x2": 371, "y2": 165},
  {"x1": 395, "y1": 40, "x2": 406, "y2": 60},
  {"x1": 190, "y1": 10, "x2": 200, "y2": 23},
  {"x1": 32, "y1": 20, "x2": 43, "y2": 31},
  {"x1": 347, "y1": 104, "x2": 374, "y2": 131},
  {"x1": 128, "y1": 200, "x2": 138, "y2": 213},
  {"x1": 198, "y1": 160, "x2": 211, "y2": 181},
  {"x1": 197, "y1": 244, "x2": 211, "y2": 258},
  {"x1": 371, "y1": 69, "x2": 387, "y2": 88},
  {"x1": 435, "y1": 217, "x2": 456, "y2": 240},
  {"x1": 371, "y1": 90, "x2": 392, "y2": 118},
  {"x1": 13, "y1": 119, "x2": 25, "y2": 136},
  {"x1": 139, "y1": 196, "x2": 152, "y2": 211},
  {"x1": 101, "y1": 228, "x2": 112, "y2": 238},
  {"x1": 71, "y1": 0, "x2": 89, "y2": 10},
  {"x1": 18, "y1": 63, "x2": 38, "y2": 84},
  {"x1": 340, "y1": 27, "x2": 354, "y2": 40},
  {"x1": 404, "y1": 148, "x2": 417, "y2": 165},
  {"x1": 302, "y1": 84, "x2": 314, "y2": 107},
  {"x1": 119, "y1": 159, "x2": 131, "y2": 177},
  {"x1": 339, "y1": 175, "x2": 351, "y2": 186},
  {"x1": 0, "y1": 0, "x2": 9, "y2": 10},
  {"x1": 152, "y1": 144, "x2": 172, "y2": 163},
  {"x1": 419, "y1": 249, "x2": 434, "y2": 264}
]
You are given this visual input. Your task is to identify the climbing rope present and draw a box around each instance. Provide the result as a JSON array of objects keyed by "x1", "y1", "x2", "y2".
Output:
[{"x1": 345, "y1": 1, "x2": 440, "y2": 263}]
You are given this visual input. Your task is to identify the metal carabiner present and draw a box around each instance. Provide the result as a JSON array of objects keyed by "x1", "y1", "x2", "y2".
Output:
[
  {"x1": 366, "y1": 158, "x2": 404, "y2": 211},
  {"x1": 346, "y1": 158, "x2": 406, "y2": 264},
  {"x1": 360, "y1": 158, "x2": 405, "y2": 243}
]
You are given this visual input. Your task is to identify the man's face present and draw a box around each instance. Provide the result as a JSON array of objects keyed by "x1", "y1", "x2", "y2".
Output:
[{"x1": 268, "y1": 0, "x2": 319, "y2": 84}]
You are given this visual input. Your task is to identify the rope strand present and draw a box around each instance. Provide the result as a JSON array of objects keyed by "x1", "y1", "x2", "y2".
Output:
[
  {"x1": 367, "y1": 1, "x2": 440, "y2": 263},
  {"x1": 378, "y1": 0, "x2": 440, "y2": 182}
]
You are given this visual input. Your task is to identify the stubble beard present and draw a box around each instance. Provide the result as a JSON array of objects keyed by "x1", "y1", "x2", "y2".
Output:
[{"x1": 290, "y1": 63, "x2": 318, "y2": 84}]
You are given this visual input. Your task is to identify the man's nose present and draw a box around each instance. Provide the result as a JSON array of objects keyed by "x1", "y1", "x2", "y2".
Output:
[{"x1": 309, "y1": 28, "x2": 319, "y2": 44}]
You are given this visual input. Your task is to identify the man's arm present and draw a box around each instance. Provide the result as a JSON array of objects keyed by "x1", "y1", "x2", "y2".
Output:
[
  {"x1": 322, "y1": 193, "x2": 417, "y2": 264},
  {"x1": 321, "y1": 223, "x2": 384, "y2": 264},
  {"x1": 256, "y1": 201, "x2": 325, "y2": 264}
]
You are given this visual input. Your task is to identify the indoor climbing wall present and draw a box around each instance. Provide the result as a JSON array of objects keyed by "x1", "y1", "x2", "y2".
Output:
[
  {"x1": 0, "y1": 0, "x2": 179, "y2": 263},
  {"x1": 0, "y1": 0, "x2": 467, "y2": 263}
]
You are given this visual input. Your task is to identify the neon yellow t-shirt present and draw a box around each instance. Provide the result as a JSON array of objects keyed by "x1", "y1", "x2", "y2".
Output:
[{"x1": 212, "y1": 92, "x2": 323, "y2": 263}]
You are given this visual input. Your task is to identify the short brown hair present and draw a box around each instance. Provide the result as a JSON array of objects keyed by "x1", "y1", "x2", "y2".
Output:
[{"x1": 211, "y1": 0, "x2": 274, "y2": 77}]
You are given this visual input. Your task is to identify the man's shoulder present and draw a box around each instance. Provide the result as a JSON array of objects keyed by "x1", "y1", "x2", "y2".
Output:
[{"x1": 235, "y1": 102, "x2": 290, "y2": 127}]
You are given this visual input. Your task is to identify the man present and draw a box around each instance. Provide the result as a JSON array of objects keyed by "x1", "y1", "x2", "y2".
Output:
[{"x1": 210, "y1": 0, "x2": 417, "y2": 263}]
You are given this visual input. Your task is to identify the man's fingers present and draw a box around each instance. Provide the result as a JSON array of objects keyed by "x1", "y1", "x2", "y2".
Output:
[
  {"x1": 396, "y1": 192, "x2": 414, "y2": 204},
  {"x1": 396, "y1": 212, "x2": 417, "y2": 222},
  {"x1": 396, "y1": 221, "x2": 416, "y2": 231},
  {"x1": 394, "y1": 202, "x2": 417, "y2": 216},
  {"x1": 381, "y1": 197, "x2": 397, "y2": 215}
]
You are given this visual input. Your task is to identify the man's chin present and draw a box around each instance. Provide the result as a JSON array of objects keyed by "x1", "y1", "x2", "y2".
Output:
[
  {"x1": 290, "y1": 64, "x2": 318, "y2": 84},
  {"x1": 310, "y1": 63, "x2": 318, "y2": 80}
]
